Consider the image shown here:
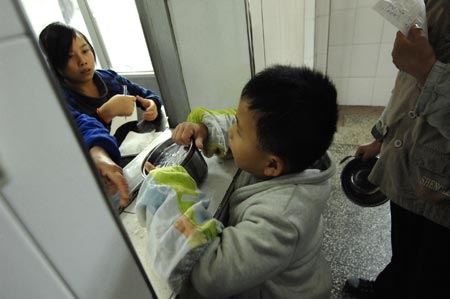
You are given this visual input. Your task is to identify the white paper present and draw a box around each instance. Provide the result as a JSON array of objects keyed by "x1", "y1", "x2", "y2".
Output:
[
  {"x1": 110, "y1": 104, "x2": 138, "y2": 136},
  {"x1": 373, "y1": 0, "x2": 427, "y2": 37},
  {"x1": 119, "y1": 130, "x2": 162, "y2": 157}
]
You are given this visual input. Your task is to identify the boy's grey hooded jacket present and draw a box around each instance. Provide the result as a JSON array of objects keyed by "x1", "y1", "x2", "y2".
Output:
[
  {"x1": 178, "y1": 110, "x2": 335, "y2": 299},
  {"x1": 181, "y1": 161, "x2": 334, "y2": 299}
]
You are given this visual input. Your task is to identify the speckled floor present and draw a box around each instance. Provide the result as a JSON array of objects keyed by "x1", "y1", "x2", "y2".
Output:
[
  {"x1": 325, "y1": 106, "x2": 391, "y2": 299},
  {"x1": 121, "y1": 105, "x2": 392, "y2": 299}
]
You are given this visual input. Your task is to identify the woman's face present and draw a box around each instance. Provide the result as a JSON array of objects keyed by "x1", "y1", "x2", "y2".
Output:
[{"x1": 59, "y1": 34, "x2": 95, "y2": 85}]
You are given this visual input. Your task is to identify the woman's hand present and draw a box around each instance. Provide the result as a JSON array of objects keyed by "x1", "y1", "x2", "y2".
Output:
[
  {"x1": 392, "y1": 28, "x2": 436, "y2": 86},
  {"x1": 97, "y1": 95, "x2": 137, "y2": 123},
  {"x1": 136, "y1": 96, "x2": 159, "y2": 121},
  {"x1": 90, "y1": 146, "x2": 129, "y2": 207},
  {"x1": 172, "y1": 122, "x2": 208, "y2": 149},
  {"x1": 355, "y1": 139, "x2": 382, "y2": 161}
]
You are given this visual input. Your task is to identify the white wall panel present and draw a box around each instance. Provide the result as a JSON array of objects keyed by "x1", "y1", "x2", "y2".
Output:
[
  {"x1": 331, "y1": 0, "x2": 357, "y2": 10},
  {"x1": 314, "y1": 0, "x2": 330, "y2": 72},
  {"x1": 0, "y1": 1, "x2": 25, "y2": 39},
  {"x1": 357, "y1": 0, "x2": 378, "y2": 8},
  {"x1": 315, "y1": 15, "x2": 330, "y2": 55},
  {"x1": 0, "y1": 194, "x2": 74, "y2": 299},
  {"x1": 248, "y1": 0, "x2": 266, "y2": 73},
  {"x1": 168, "y1": 0, "x2": 251, "y2": 110},
  {"x1": 262, "y1": 0, "x2": 305, "y2": 67},
  {"x1": 317, "y1": 0, "x2": 330, "y2": 16}
]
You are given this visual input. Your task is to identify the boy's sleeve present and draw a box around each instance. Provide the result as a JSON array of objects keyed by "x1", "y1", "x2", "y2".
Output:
[
  {"x1": 187, "y1": 107, "x2": 237, "y2": 158},
  {"x1": 370, "y1": 106, "x2": 389, "y2": 141},
  {"x1": 135, "y1": 166, "x2": 223, "y2": 293}
]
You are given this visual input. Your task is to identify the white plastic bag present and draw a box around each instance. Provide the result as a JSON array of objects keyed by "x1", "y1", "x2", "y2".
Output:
[{"x1": 373, "y1": 0, "x2": 427, "y2": 37}]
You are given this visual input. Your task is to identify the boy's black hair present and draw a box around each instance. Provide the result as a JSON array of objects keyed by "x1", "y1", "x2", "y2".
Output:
[
  {"x1": 38, "y1": 22, "x2": 96, "y2": 81},
  {"x1": 241, "y1": 65, "x2": 338, "y2": 173}
]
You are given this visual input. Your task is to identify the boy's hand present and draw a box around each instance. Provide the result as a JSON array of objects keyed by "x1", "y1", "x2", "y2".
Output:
[
  {"x1": 172, "y1": 122, "x2": 208, "y2": 149},
  {"x1": 391, "y1": 28, "x2": 436, "y2": 86}
]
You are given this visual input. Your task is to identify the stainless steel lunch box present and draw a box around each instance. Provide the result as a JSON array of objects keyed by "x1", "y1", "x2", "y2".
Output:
[{"x1": 141, "y1": 138, "x2": 208, "y2": 185}]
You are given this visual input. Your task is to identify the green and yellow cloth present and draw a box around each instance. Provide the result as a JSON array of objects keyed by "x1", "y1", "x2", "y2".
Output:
[{"x1": 136, "y1": 166, "x2": 223, "y2": 293}]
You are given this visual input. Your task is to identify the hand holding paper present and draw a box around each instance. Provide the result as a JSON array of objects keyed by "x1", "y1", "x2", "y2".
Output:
[
  {"x1": 391, "y1": 27, "x2": 436, "y2": 85},
  {"x1": 373, "y1": 0, "x2": 427, "y2": 37}
]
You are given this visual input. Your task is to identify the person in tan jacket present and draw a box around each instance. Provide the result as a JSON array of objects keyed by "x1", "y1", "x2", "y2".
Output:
[{"x1": 344, "y1": 1, "x2": 450, "y2": 298}]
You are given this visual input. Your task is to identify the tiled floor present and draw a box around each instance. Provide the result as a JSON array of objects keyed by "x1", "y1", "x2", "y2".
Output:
[
  {"x1": 325, "y1": 106, "x2": 391, "y2": 299},
  {"x1": 121, "y1": 105, "x2": 392, "y2": 299}
]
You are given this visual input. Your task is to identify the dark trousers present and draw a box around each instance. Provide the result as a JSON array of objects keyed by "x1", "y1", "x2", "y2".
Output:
[{"x1": 375, "y1": 202, "x2": 450, "y2": 299}]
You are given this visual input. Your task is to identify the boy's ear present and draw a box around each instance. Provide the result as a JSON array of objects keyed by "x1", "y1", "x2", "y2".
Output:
[{"x1": 263, "y1": 155, "x2": 284, "y2": 177}]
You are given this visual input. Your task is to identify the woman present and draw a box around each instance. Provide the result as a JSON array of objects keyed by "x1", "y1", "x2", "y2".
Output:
[
  {"x1": 38, "y1": 22, "x2": 162, "y2": 135},
  {"x1": 38, "y1": 22, "x2": 163, "y2": 206}
]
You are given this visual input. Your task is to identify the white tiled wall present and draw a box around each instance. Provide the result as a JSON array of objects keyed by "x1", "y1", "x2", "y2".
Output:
[
  {"x1": 315, "y1": 0, "x2": 398, "y2": 106},
  {"x1": 304, "y1": 0, "x2": 316, "y2": 67},
  {"x1": 251, "y1": 0, "x2": 314, "y2": 71},
  {"x1": 261, "y1": 0, "x2": 305, "y2": 67},
  {"x1": 314, "y1": 0, "x2": 330, "y2": 74}
]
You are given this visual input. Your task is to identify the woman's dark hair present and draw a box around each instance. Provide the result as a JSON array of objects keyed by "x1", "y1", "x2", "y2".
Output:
[
  {"x1": 38, "y1": 22, "x2": 96, "y2": 81},
  {"x1": 241, "y1": 65, "x2": 338, "y2": 173}
]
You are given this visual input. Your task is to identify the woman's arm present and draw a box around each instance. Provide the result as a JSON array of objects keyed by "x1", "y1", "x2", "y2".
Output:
[
  {"x1": 415, "y1": 61, "x2": 450, "y2": 140},
  {"x1": 71, "y1": 109, "x2": 129, "y2": 205},
  {"x1": 72, "y1": 109, "x2": 121, "y2": 163}
]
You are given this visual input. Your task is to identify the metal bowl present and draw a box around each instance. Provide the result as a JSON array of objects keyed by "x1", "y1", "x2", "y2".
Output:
[
  {"x1": 340, "y1": 156, "x2": 388, "y2": 207},
  {"x1": 141, "y1": 138, "x2": 208, "y2": 185}
]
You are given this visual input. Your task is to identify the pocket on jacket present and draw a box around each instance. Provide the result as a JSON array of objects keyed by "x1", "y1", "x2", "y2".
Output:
[{"x1": 414, "y1": 146, "x2": 450, "y2": 199}]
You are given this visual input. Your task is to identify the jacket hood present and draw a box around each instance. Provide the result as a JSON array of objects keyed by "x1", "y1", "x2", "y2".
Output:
[{"x1": 233, "y1": 152, "x2": 336, "y2": 198}]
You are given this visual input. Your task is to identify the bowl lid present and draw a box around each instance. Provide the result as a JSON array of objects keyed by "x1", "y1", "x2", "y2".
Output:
[
  {"x1": 152, "y1": 142, "x2": 190, "y2": 167},
  {"x1": 141, "y1": 139, "x2": 193, "y2": 176},
  {"x1": 340, "y1": 156, "x2": 388, "y2": 207}
]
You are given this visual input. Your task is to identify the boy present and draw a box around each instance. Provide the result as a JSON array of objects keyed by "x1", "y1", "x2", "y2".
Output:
[{"x1": 136, "y1": 65, "x2": 338, "y2": 298}]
